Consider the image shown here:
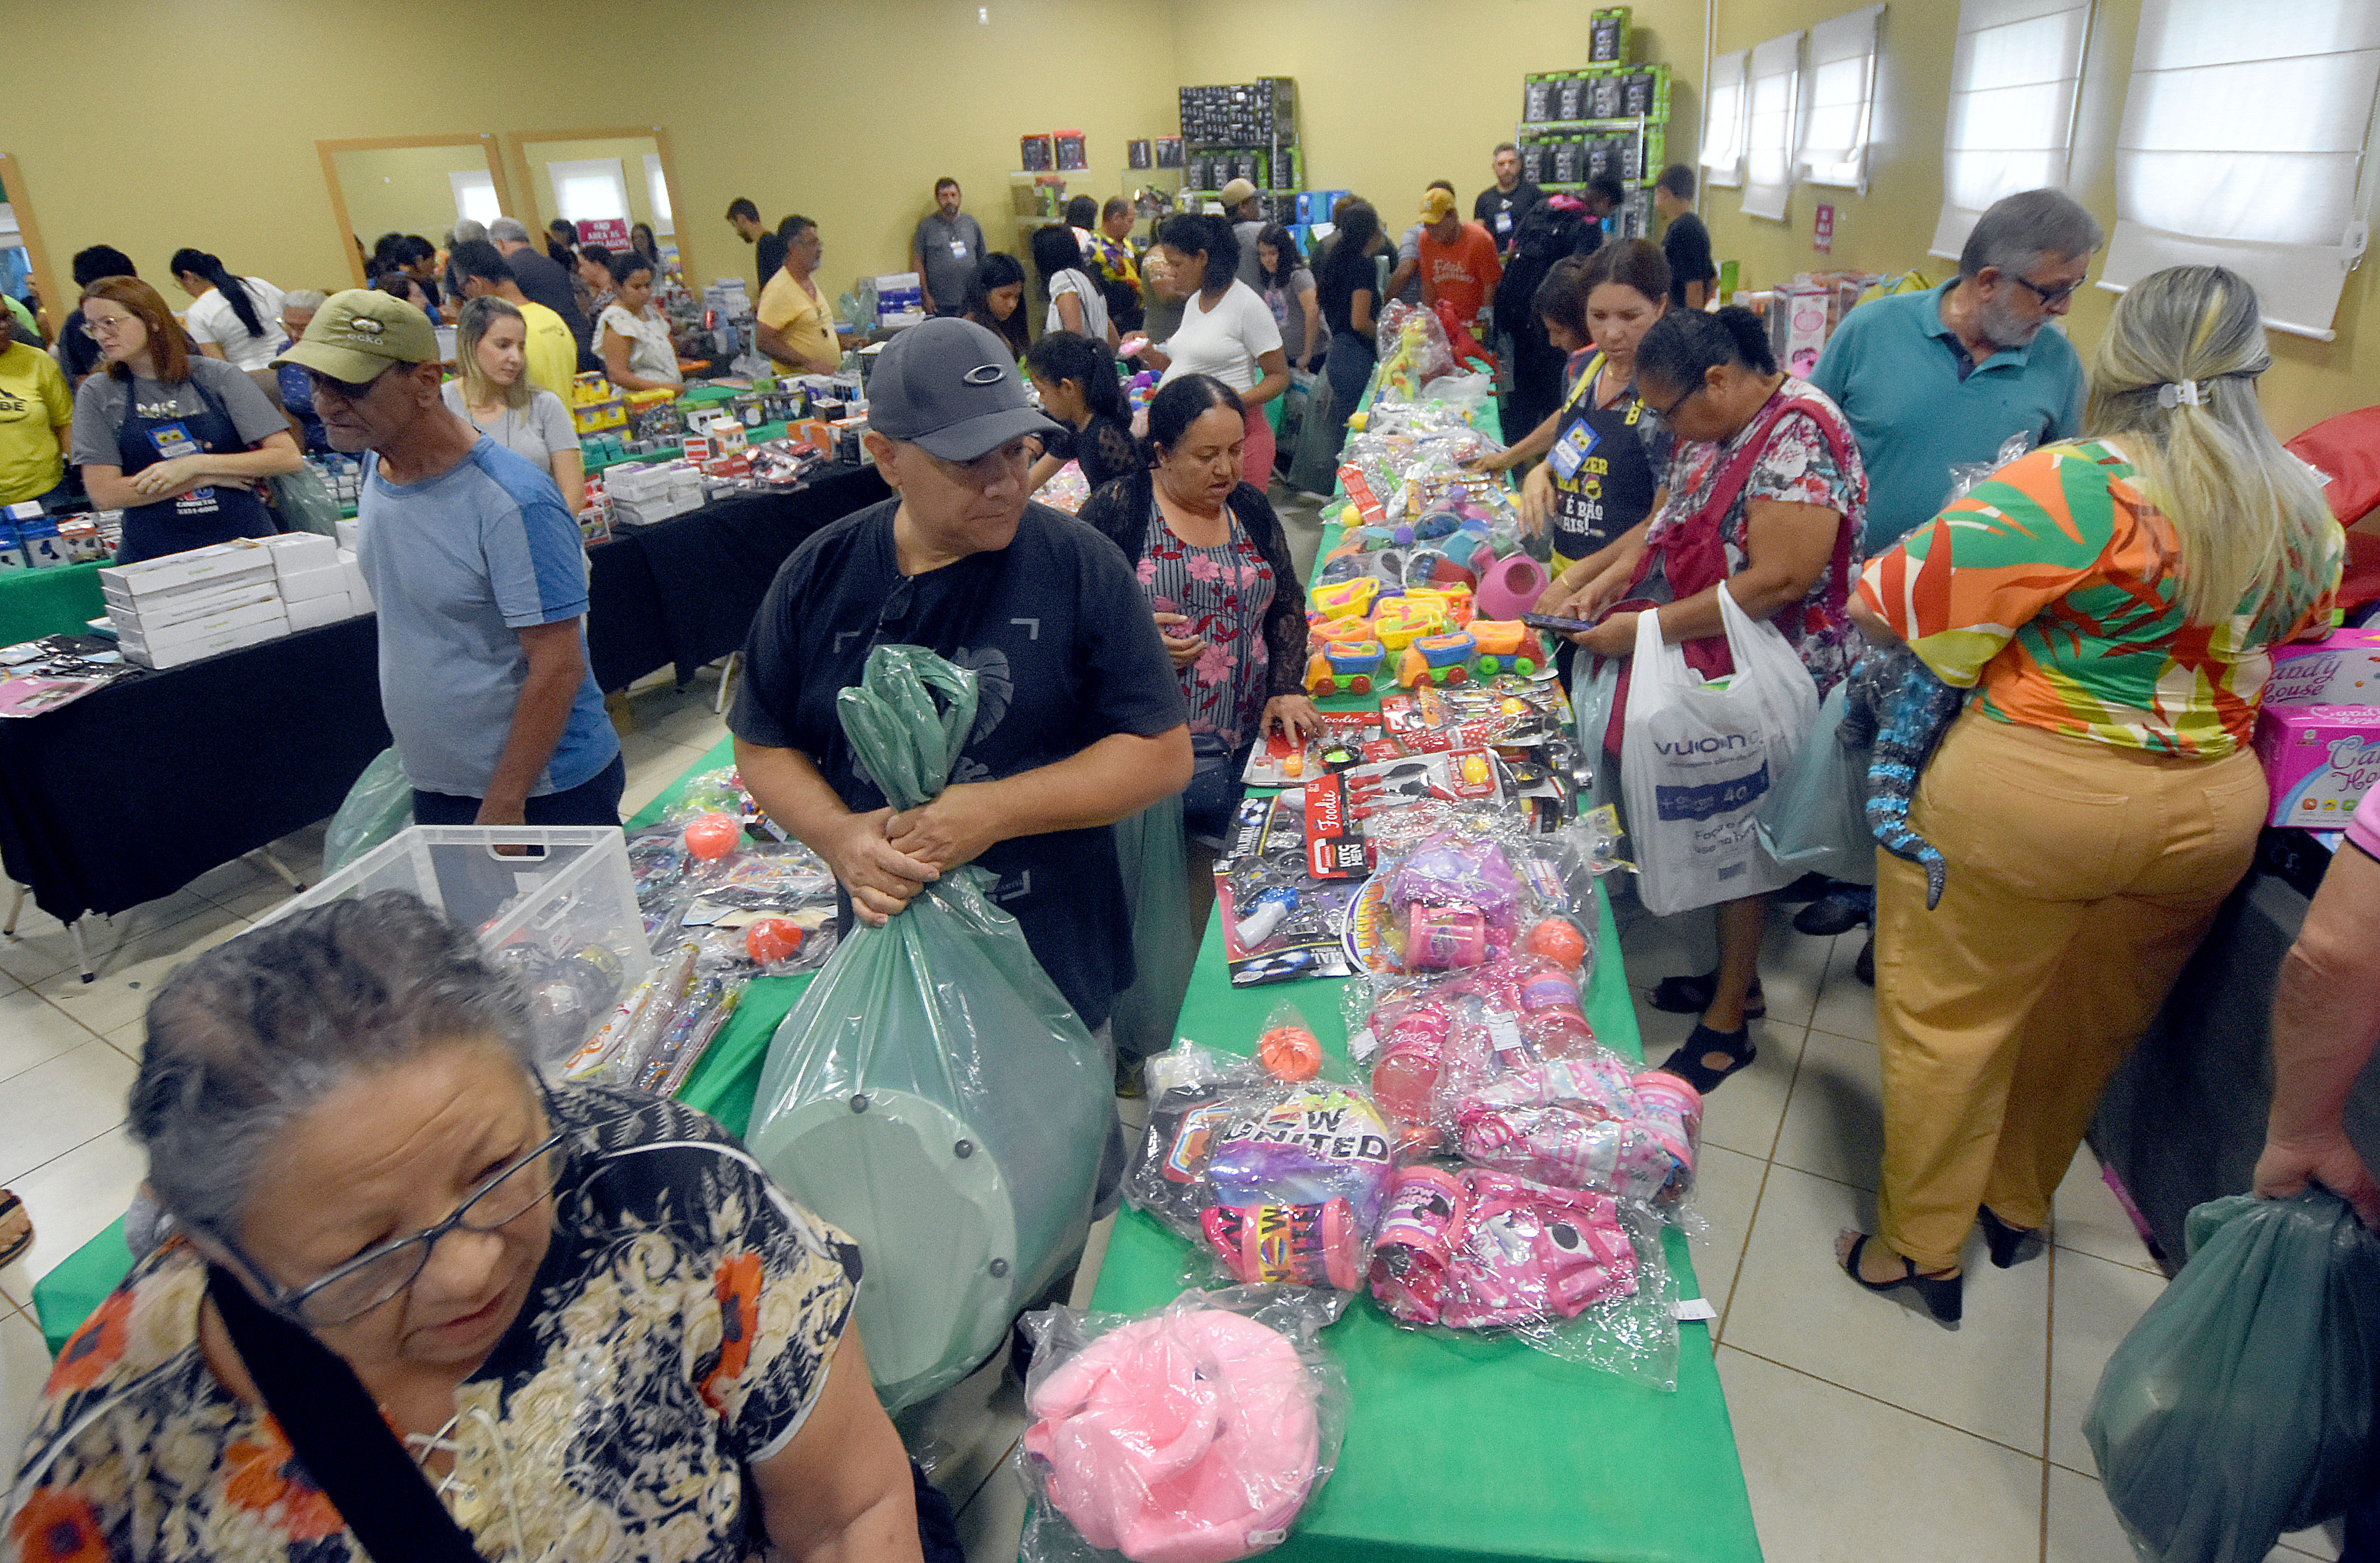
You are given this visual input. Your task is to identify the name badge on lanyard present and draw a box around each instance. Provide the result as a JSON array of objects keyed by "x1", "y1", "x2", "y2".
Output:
[
  {"x1": 1548, "y1": 420, "x2": 1600, "y2": 482},
  {"x1": 148, "y1": 421, "x2": 201, "y2": 460},
  {"x1": 1495, "y1": 209, "x2": 1513, "y2": 234},
  {"x1": 950, "y1": 239, "x2": 969, "y2": 258}
]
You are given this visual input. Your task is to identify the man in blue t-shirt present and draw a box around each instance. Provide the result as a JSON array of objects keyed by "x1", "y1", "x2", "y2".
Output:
[
  {"x1": 729, "y1": 316, "x2": 1191, "y2": 1036},
  {"x1": 276, "y1": 289, "x2": 623, "y2": 827},
  {"x1": 1811, "y1": 188, "x2": 2099, "y2": 557}
]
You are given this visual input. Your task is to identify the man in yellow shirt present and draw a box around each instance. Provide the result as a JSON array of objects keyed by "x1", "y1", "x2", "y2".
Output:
[
  {"x1": 756, "y1": 217, "x2": 851, "y2": 376},
  {"x1": 449, "y1": 239, "x2": 578, "y2": 401},
  {"x1": 0, "y1": 325, "x2": 74, "y2": 508}
]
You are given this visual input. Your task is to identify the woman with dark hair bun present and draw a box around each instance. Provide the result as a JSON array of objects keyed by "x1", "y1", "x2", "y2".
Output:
[
  {"x1": 1025, "y1": 329, "x2": 1137, "y2": 497},
  {"x1": 1140, "y1": 214, "x2": 1288, "y2": 487},
  {"x1": 1031, "y1": 223, "x2": 1115, "y2": 348},
  {"x1": 169, "y1": 248, "x2": 288, "y2": 409},
  {"x1": 1563, "y1": 303, "x2": 1866, "y2": 1098}
]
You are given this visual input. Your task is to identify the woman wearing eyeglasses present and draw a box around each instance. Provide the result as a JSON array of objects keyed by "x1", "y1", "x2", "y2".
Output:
[
  {"x1": 69, "y1": 277, "x2": 302, "y2": 563},
  {"x1": 7, "y1": 891, "x2": 940, "y2": 1563},
  {"x1": 1558, "y1": 306, "x2": 1865, "y2": 1100}
]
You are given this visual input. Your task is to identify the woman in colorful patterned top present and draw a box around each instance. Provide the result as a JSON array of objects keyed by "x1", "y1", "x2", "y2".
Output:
[
  {"x1": 6, "y1": 892, "x2": 934, "y2": 1563},
  {"x1": 1561, "y1": 307, "x2": 1867, "y2": 1097},
  {"x1": 1838, "y1": 265, "x2": 2343, "y2": 1325}
]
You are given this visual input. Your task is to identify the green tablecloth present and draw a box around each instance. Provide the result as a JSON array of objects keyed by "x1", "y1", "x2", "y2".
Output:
[{"x1": 0, "y1": 561, "x2": 105, "y2": 646}]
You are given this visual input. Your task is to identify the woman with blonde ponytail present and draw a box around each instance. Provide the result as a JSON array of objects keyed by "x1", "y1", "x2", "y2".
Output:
[{"x1": 1830, "y1": 265, "x2": 2344, "y2": 1326}]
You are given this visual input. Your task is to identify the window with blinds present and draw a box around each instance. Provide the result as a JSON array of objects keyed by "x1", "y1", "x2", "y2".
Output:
[
  {"x1": 2099, "y1": 0, "x2": 2380, "y2": 341},
  {"x1": 1800, "y1": 5, "x2": 1887, "y2": 191},
  {"x1": 1704, "y1": 49, "x2": 1750, "y2": 188},
  {"x1": 1931, "y1": 0, "x2": 2095, "y2": 260},
  {"x1": 1742, "y1": 31, "x2": 1805, "y2": 221}
]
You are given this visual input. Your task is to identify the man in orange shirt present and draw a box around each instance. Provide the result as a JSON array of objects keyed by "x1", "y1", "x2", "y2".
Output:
[{"x1": 1414, "y1": 186, "x2": 1502, "y2": 336}]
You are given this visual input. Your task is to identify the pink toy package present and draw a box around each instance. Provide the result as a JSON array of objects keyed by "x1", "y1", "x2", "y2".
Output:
[
  {"x1": 2253, "y1": 703, "x2": 2380, "y2": 828},
  {"x1": 2264, "y1": 627, "x2": 2380, "y2": 708}
]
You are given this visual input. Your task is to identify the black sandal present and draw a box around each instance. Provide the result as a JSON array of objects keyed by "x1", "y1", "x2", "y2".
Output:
[
  {"x1": 1646, "y1": 971, "x2": 1766, "y2": 1020},
  {"x1": 1977, "y1": 1207, "x2": 2042, "y2": 1269},
  {"x1": 1838, "y1": 1232, "x2": 1962, "y2": 1325},
  {"x1": 0, "y1": 1189, "x2": 29, "y2": 1270},
  {"x1": 1657, "y1": 1023, "x2": 1757, "y2": 1093}
]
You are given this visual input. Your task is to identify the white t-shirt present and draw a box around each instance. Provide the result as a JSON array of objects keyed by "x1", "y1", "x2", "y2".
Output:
[
  {"x1": 596, "y1": 303, "x2": 683, "y2": 385},
  {"x1": 1044, "y1": 269, "x2": 1111, "y2": 343},
  {"x1": 440, "y1": 381, "x2": 583, "y2": 471},
  {"x1": 183, "y1": 279, "x2": 286, "y2": 373},
  {"x1": 1157, "y1": 279, "x2": 1281, "y2": 394}
]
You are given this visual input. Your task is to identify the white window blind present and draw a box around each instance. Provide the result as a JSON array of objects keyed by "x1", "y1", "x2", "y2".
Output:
[
  {"x1": 448, "y1": 170, "x2": 500, "y2": 227},
  {"x1": 2100, "y1": 0, "x2": 2380, "y2": 341},
  {"x1": 1741, "y1": 31, "x2": 1804, "y2": 221},
  {"x1": 1703, "y1": 49, "x2": 1750, "y2": 188},
  {"x1": 643, "y1": 153, "x2": 675, "y2": 236},
  {"x1": 1932, "y1": 0, "x2": 2094, "y2": 260},
  {"x1": 1800, "y1": 6, "x2": 1886, "y2": 191},
  {"x1": 546, "y1": 158, "x2": 629, "y2": 226}
]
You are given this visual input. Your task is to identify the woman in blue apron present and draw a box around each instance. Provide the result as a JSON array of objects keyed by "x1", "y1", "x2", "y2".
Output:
[{"x1": 68, "y1": 277, "x2": 300, "y2": 563}]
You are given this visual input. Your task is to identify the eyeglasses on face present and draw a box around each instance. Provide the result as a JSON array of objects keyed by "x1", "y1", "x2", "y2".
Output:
[
  {"x1": 2008, "y1": 273, "x2": 2082, "y2": 308},
  {"x1": 80, "y1": 315, "x2": 138, "y2": 340}
]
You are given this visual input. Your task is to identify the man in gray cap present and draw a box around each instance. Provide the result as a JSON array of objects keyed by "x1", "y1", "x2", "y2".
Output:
[
  {"x1": 731, "y1": 317, "x2": 1189, "y2": 1039},
  {"x1": 488, "y1": 215, "x2": 598, "y2": 368}
]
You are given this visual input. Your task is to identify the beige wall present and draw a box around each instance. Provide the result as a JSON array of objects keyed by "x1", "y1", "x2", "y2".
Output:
[
  {"x1": 3, "y1": 0, "x2": 2369, "y2": 435},
  {"x1": 1695, "y1": 0, "x2": 2377, "y2": 440},
  {"x1": 332, "y1": 143, "x2": 505, "y2": 257}
]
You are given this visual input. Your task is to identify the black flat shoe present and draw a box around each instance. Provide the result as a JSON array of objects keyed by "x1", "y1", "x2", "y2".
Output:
[
  {"x1": 1977, "y1": 1206, "x2": 2043, "y2": 1269},
  {"x1": 1838, "y1": 1232, "x2": 1962, "y2": 1325},
  {"x1": 1658, "y1": 1023, "x2": 1757, "y2": 1093},
  {"x1": 1777, "y1": 872, "x2": 1835, "y2": 903},
  {"x1": 1793, "y1": 889, "x2": 1873, "y2": 936},
  {"x1": 1854, "y1": 937, "x2": 1875, "y2": 987},
  {"x1": 1646, "y1": 971, "x2": 1766, "y2": 1020}
]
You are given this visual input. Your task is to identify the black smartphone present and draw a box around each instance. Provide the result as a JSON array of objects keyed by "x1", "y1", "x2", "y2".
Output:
[{"x1": 1520, "y1": 611, "x2": 1599, "y2": 635}]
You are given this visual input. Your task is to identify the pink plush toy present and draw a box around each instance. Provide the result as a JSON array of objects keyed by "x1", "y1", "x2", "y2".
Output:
[{"x1": 1023, "y1": 1309, "x2": 1321, "y2": 1563}]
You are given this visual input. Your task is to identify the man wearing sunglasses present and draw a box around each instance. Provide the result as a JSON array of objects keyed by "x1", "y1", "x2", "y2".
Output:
[{"x1": 1811, "y1": 188, "x2": 2101, "y2": 556}]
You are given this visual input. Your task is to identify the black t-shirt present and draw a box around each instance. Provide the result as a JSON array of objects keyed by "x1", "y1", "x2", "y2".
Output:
[
  {"x1": 1663, "y1": 213, "x2": 1718, "y2": 309},
  {"x1": 730, "y1": 498, "x2": 1188, "y2": 1028},
  {"x1": 508, "y1": 247, "x2": 597, "y2": 349},
  {"x1": 1044, "y1": 412, "x2": 1142, "y2": 495},
  {"x1": 1317, "y1": 250, "x2": 1375, "y2": 338},
  {"x1": 59, "y1": 309, "x2": 104, "y2": 381},
  {"x1": 757, "y1": 231, "x2": 789, "y2": 298},
  {"x1": 1474, "y1": 182, "x2": 1545, "y2": 249}
]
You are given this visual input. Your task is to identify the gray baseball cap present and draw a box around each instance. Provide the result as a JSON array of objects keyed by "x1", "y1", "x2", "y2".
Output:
[{"x1": 867, "y1": 318, "x2": 1061, "y2": 461}]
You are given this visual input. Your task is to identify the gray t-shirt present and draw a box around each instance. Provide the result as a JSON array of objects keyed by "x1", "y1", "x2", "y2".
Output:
[
  {"x1": 1264, "y1": 268, "x2": 1318, "y2": 364},
  {"x1": 912, "y1": 211, "x2": 989, "y2": 311},
  {"x1": 357, "y1": 436, "x2": 617, "y2": 800},
  {"x1": 70, "y1": 355, "x2": 286, "y2": 469},
  {"x1": 1233, "y1": 219, "x2": 1267, "y2": 292},
  {"x1": 441, "y1": 382, "x2": 583, "y2": 471},
  {"x1": 1396, "y1": 223, "x2": 1426, "y2": 305}
]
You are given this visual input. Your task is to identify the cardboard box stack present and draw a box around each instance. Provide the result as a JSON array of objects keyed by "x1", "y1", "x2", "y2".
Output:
[
  {"x1": 99, "y1": 539, "x2": 289, "y2": 670},
  {"x1": 265, "y1": 533, "x2": 368, "y2": 631},
  {"x1": 2256, "y1": 626, "x2": 2380, "y2": 830}
]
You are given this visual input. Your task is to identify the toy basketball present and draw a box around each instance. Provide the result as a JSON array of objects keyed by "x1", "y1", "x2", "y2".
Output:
[
  {"x1": 1259, "y1": 1024, "x2": 1324, "y2": 1080},
  {"x1": 746, "y1": 918, "x2": 805, "y2": 964},
  {"x1": 683, "y1": 812, "x2": 742, "y2": 860},
  {"x1": 1523, "y1": 918, "x2": 1589, "y2": 970}
]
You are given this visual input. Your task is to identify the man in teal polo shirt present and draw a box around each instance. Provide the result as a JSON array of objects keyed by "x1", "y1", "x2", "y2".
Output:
[{"x1": 1812, "y1": 188, "x2": 2102, "y2": 555}]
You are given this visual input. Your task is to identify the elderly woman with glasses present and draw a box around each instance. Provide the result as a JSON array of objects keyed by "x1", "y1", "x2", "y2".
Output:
[{"x1": 5, "y1": 892, "x2": 934, "y2": 1563}]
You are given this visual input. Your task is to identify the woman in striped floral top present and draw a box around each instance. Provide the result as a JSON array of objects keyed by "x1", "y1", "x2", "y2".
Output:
[{"x1": 1836, "y1": 265, "x2": 2343, "y2": 1325}]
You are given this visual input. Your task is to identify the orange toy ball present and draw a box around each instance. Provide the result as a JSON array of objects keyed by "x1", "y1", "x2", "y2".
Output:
[
  {"x1": 1523, "y1": 918, "x2": 1588, "y2": 970},
  {"x1": 683, "y1": 812, "x2": 742, "y2": 860},
  {"x1": 746, "y1": 918, "x2": 805, "y2": 965},
  {"x1": 1258, "y1": 1025, "x2": 1323, "y2": 1080}
]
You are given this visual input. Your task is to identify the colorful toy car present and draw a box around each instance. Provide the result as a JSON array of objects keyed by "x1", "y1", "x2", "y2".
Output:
[
  {"x1": 1310, "y1": 576, "x2": 1380, "y2": 621},
  {"x1": 1396, "y1": 630, "x2": 1479, "y2": 688},
  {"x1": 1307, "y1": 638, "x2": 1387, "y2": 697},
  {"x1": 1373, "y1": 597, "x2": 1447, "y2": 650},
  {"x1": 1468, "y1": 620, "x2": 1548, "y2": 677},
  {"x1": 1310, "y1": 615, "x2": 1383, "y2": 648},
  {"x1": 1401, "y1": 585, "x2": 1475, "y2": 628}
]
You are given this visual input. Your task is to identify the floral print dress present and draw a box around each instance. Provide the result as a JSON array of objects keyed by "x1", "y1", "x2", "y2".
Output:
[
  {"x1": 8, "y1": 1087, "x2": 860, "y2": 1563},
  {"x1": 1138, "y1": 498, "x2": 1276, "y2": 748}
]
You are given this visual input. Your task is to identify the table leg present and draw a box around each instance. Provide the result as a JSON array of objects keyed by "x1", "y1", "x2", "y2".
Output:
[
  {"x1": 712, "y1": 653, "x2": 738, "y2": 716},
  {"x1": 68, "y1": 918, "x2": 93, "y2": 983},
  {"x1": 3, "y1": 883, "x2": 23, "y2": 938},
  {"x1": 249, "y1": 849, "x2": 308, "y2": 893}
]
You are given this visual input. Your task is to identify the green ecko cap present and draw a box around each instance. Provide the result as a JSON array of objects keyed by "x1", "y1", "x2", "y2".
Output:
[{"x1": 273, "y1": 288, "x2": 439, "y2": 382}]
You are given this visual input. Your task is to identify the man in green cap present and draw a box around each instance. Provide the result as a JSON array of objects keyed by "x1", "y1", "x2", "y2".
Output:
[{"x1": 276, "y1": 289, "x2": 622, "y2": 827}]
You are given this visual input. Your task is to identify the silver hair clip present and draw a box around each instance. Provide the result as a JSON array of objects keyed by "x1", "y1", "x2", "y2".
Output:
[{"x1": 2156, "y1": 380, "x2": 2205, "y2": 410}]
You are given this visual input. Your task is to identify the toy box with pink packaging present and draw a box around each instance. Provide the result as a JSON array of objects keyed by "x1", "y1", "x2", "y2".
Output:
[
  {"x1": 2254, "y1": 703, "x2": 2380, "y2": 828},
  {"x1": 2264, "y1": 626, "x2": 2380, "y2": 707}
]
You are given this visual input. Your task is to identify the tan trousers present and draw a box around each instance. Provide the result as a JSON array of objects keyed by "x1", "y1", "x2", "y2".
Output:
[{"x1": 1873, "y1": 711, "x2": 2268, "y2": 1270}]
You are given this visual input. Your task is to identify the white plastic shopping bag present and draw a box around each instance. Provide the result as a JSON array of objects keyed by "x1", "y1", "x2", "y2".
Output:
[{"x1": 1620, "y1": 584, "x2": 1818, "y2": 916}]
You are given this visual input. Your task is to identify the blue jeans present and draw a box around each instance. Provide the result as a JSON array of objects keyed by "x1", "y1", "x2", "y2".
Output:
[{"x1": 410, "y1": 751, "x2": 625, "y2": 828}]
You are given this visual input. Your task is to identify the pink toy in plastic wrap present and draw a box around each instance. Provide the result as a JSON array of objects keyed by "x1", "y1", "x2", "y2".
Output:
[
  {"x1": 1373, "y1": 1165, "x2": 1636, "y2": 1328},
  {"x1": 1368, "y1": 1164, "x2": 1466, "y2": 1324},
  {"x1": 1453, "y1": 1060, "x2": 1702, "y2": 1204},
  {"x1": 1197, "y1": 1086, "x2": 1394, "y2": 1289},
  {"x1": 1022, "y1": 1309, "x2": 1322, "y2": 1563}
]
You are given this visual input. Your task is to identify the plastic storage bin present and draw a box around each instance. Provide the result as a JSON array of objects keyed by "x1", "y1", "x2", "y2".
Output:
[{"x1": 253, "y1": 827, "x2": 655, "y2": 1065}]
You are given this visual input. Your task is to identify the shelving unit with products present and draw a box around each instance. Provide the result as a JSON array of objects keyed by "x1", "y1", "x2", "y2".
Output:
[
  {"x1": 1515, "y1": 9, "x2": 1670, "y2": 241},
  {"x1": 1173, "y1": 77, "x2": 1304, "y2": 223}
]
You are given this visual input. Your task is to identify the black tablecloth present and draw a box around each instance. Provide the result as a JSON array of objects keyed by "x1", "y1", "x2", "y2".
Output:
[
  {"x1": 587, "y1": 463, "x2": 890, "y2": 692},
  {"x1": 0, "y1": 615, "x2": 390, "y2": 925}
]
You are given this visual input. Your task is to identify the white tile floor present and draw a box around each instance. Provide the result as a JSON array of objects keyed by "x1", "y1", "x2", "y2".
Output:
[{"x1": 0, "y1": 663, "x2": 2345, "y2": 1563}]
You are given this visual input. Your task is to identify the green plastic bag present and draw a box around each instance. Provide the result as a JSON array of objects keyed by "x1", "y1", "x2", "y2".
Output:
[
  {"x1": 2086, "y1": 1189, "x2": 2380, "y2": 1562},
  {"x1": 324, "y1": 748, "x2": 413, "y2": 873},
  {"x1": 1107, "y1": 791, "x2": 1196, "y2": 1064},
  {"x1": 1755, "y1": 681, "x2": 1868, "y2": 878},
  {"x1": 269, "y1": 465, "x2": 342, "y2": 536},
  {"x1": 747, "y1": 646, "x2": 1112, "y2": 1410}
]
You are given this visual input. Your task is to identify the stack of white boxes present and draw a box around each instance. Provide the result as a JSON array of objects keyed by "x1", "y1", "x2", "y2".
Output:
[
  {"x1": 100, "y1": 540, "x2": 289, "y2": 670},
  {"x1": 335, "y1": 519, "x2": 375, "y2": 618},
  {"x1": 264, "y1": 533, "x2": 366, "y2": 630},
  {"x1": 602, "y1": 461, "x2": 707, "y2": 526}
]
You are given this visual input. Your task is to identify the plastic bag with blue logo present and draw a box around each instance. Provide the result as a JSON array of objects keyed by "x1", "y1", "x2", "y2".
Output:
[
  {"x1": 2085, "y1": 1188, "x2": 2380, "y2": 1563},
  {"x1": 1616, "y1": 583, "x2": 1816, "y2": 917},
  {"x1": 747, "y1": 645, "x2": 1114, "y2": 1411}
]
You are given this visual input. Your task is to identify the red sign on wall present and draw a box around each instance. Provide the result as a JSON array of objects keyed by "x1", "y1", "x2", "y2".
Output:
[
  {"x1": 1813, "y1": 204, "x2": 1835, "y2": 254},
  {"x1": 575, "y1": 218, "x2": 632, "y2": 248}
]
